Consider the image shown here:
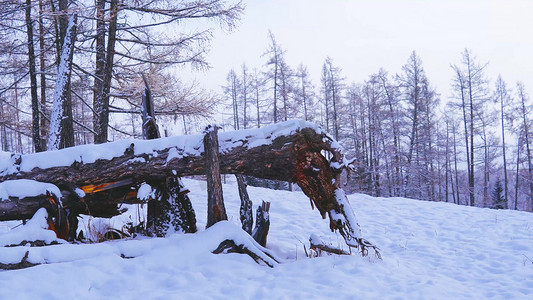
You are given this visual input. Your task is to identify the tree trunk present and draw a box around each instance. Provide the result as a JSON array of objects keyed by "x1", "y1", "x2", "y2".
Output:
[
  {"x1": 47, "y1": 14, "x2": 77, "y2": 151},
  {"x1": 515, "y1": 136, "x2": 521, "y2": 210},
  {"x1": 94, "y1": 0, "x2": 118, "y2": 144},
  {"x1": 499, "y1": 85, "x2": 509, "y2": 205},
  {"x1": 25, "y1": 0, "x2": 43, "y2": 153},
  {"x1": 204, "y1": 125, "x2": 228, "y2": 228},
  {"x1": 38, "y1": 0, "x2": 47, "y2": 150},
  {"x1": 93, "y1": 0, "x2": 106, "y2": 140},
  {"x1": 57, "y1": 0, "x2": 74, "y2": 149}
]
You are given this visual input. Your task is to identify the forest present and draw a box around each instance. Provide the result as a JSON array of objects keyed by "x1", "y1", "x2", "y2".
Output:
[
  {"x1": 221, "y1": 33, "x2": 532, "y2": 212},
  {"x1": 0, "y1": 0, "x2": 531, "y2": 212}
]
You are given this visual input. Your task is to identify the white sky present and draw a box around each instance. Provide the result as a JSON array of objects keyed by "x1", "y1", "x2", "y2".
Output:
[{"x1": 187, "y1": 0, "x2": 533, "y2": 107}]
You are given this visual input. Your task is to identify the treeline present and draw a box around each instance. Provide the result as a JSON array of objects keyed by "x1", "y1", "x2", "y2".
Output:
[
  {"x1": 222, "y1": 33, "x2": 532, "y2": 212},
  {"x1": 0, "y1": 0, "x2": 243, "y2": 152}
]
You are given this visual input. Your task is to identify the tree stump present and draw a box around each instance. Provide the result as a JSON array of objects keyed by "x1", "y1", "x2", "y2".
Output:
[
  {"x1": 236, "y1": 174, "x2": 253, "y2": 234},
  {"x1": 204, "y1": 125, "x2": 227, "y2": 228},
  {"x1": 252, "y1": 201, "x2": 270, "y2": 247}
]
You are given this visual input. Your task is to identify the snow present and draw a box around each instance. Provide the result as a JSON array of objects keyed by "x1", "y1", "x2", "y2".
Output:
[
  {"x1": 136, "y1": 183, "x2": 154, "y2": 201},
  {"x1": 0, "y1": 179, "x2": 62, "y2": 202},
  {"x1": 0, "y1": 179, "x2": 532, "y2": 299},
  {"x1": 0, "y1": 151, "x2": 10, "y2": 172}
]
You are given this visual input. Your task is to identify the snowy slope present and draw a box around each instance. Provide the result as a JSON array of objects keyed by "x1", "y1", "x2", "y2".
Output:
[{"x1": 0, "y1": 178, "x2": 532, "y2": 299}]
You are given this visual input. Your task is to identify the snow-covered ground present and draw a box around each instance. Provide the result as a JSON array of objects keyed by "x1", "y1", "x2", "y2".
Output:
[{"x1": 1, "y1": 178, "x2": 532, "y2": 299}]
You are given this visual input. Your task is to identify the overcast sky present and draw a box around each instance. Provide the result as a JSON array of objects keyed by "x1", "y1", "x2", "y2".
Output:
[{"x1": 188, "y1": 0, "x2": 533, "y2": 108}]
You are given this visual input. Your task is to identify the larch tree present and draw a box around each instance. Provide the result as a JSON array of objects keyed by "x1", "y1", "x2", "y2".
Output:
[
  {"x1": 494, "y1": 76, "x2": 512, "y2": 207},
  {"x1": 295, "y1": 64, "x2": 315, "y2": 122},
  {"x1": 321, "y1": 57, "x2": 344, "y2": 141},
  {"x1": 451, "y1": 49, "x2": 489, "y2": 206},
  {"x1": 377, "y1": 69, "x2": 402, "y2": 196},
  {"x1": 88, "y1": 0, "x2": 244, "y2": 143},
  {"x1": 516, "y1": 82, "x2": 532, "y2": 210},
  {"x1": 263, "y1": 31, "x2": 285, "y2": 124},
  {"x1": 224, "y1": 69, "x2": 240, "y2": 130},
  {"x1": 397, "y1": 51, "x2": 438, "y2": 199},
  {"x1": 250, "y1": 68, "x2": 267, "y2": 128},
  {"x1": 241, "y1": 64, "x2": 249, "y2": 129}
]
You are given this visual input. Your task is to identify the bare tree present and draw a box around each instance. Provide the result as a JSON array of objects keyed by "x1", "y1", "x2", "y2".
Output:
[
  {"x1": 224, "y1": 69, "x2": 240, "y2": 130},
  {"x1": 263, "y1": 31, "x2": 284, "y2": 124},
  {"x1": 451, "y1": 49, "x2": 489, "y2": 206},
  {"x1": 516, "y1": 82, "x2": 532, "y2": 210},
  {"x1": 494, "y1": 76, "x2": 512, "y2": 206},
  {"x1": 321, "y1": 57, "x2": 344, "y2": 140},
  {"x1": 89, "y1": 0, "x2": 244, "y2": 143},
  {"x1": 398, "y1": 51, "x2": 438, "y2": 200},
  {"x1": 295, "y1": 64, "x2": 315, "y2": 121}
]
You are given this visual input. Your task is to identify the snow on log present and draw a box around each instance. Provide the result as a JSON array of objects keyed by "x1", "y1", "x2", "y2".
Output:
[
  {"x1": 0, "y1": 208, "x2": 65, "y2": 247},
  {"x1": 0, "y1": 180, "x2": 62, "y2": 221},
  {"x1": 0, "y1": 120, "x2": 338, "y2": 186},
  {"x1": 0, "y1": 120, "x2": 377, "y2": 253}
]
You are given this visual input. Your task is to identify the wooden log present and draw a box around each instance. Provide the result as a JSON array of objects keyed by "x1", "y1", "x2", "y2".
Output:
[
  {"x1": 0, "y1": 121, "x2": 377, "y2": 254},
  {"x1": 252, "y1": 201, "x2": 270, "y2": 247},
  {"x1": 236, "y1": 174, "x2": 253, "y2": 234},
  {"x1": 0, "y1": 194, "x2": 57, "y2": 222},
  {"x1": 204, "y1": 126, "x2": 227, "y2": 228},
  {"x1": 0, "y1": 191, "x2": 69, "y2": 239},
  {"x1": 0, "y1": 124, "x2": 329, "y2": 187}
]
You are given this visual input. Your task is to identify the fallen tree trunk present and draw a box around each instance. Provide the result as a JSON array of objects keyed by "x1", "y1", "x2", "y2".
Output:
[
  {"x1": 0, "y1": 120, "x2": 377, "y2": 254},
  {"x1": 0, "y1": 121, "x2": 331, "y2": 186}
]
